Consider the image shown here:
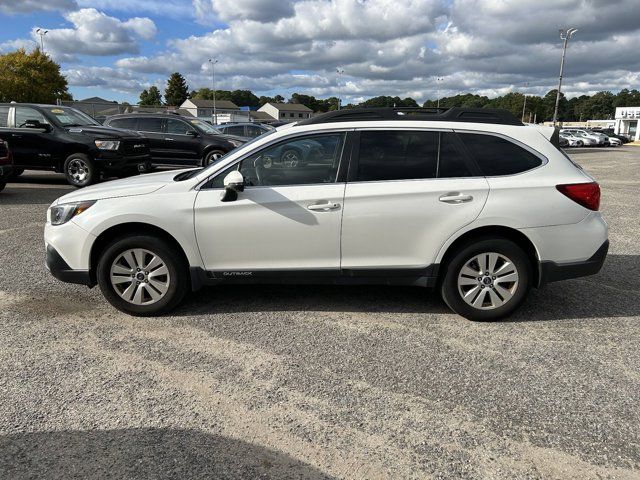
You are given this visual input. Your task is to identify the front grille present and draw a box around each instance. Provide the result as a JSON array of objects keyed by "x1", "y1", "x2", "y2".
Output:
[{"x1": 121, "y1": 140, "x2": 150, "y2": 156}]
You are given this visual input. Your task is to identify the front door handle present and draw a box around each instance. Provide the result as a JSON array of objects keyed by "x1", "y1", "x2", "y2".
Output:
[
  {"x1": 308, "y1": 202, "x2": 340, "y2": 211},
  {"x1": 11, "y1": 134, "x2": 22, "y2": 138},
  {"x1": 439, "y1": 193, "x2": 473, "y2": 204},
  {"x1": 164, "y1": 137, "x2": 174, "y2": 141}
]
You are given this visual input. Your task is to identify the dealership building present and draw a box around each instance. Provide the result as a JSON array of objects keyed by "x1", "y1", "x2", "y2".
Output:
[{"x1": 614, "y1": 107, "x2": 640, "y2": 141}]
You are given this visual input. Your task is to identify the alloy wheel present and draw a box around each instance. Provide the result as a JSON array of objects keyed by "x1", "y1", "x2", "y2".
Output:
[
  {"x1": 457, "y1": 252, "x2": 519, "y2": 310},
  {"x1": 109, "y1": 248, "x2": 170, "y2": 305},
  {"x1": 67, "y1": 158, "x2": 89, "y2": 184},
  {"x1": 281, "y1": 150, "x2": 300, "y2": 168}
]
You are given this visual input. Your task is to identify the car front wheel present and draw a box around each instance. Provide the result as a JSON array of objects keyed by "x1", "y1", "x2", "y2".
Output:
[
  {"x1": 97, "y1": 235, "x2": 189, "y2": 316},
  {"x1": 441, "y1": 238, "x2": 532, "y2": 321},
  {"x1": 64, "y1": 153, "x2": 97, "y2": 187}
]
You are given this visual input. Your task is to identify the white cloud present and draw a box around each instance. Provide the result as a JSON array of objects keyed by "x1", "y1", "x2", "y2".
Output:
[
  {"x1": 33, "y1": 8, "x2": 156, "y2": 59},
  {"x1": 4, "y1": 0, "x2": 640, "y2": 103},
  {"x1": 63, "y1": 66, "x2": 150, "y2": 93},
  {"x1": 194, "y1": 0, "x2": 295, "y2": 23},
  {"x1": 0, "y1": 0, "x2": 76, "y2": 14}
]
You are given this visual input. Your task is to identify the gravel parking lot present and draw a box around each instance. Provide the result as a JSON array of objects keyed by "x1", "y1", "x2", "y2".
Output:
[{"x1": 0, "y1": 147, "x2": 639, "y2": 479}]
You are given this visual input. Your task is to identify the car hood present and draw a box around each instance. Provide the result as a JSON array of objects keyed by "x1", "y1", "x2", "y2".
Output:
[
  {"x1": 53, "y1": 169, "x2": 191, "y2": 205},
  {"x1": 66, "y1": 125, "x2": 144, "y2": 139}
]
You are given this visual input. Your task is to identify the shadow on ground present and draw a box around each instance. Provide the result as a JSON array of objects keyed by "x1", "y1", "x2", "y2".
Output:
[
  {"x1": 174, "y1": 254, "x2": 640, "y2": 321},
  {"x1": 0, "y1": 428, "x2": 332, "y2": 480}
]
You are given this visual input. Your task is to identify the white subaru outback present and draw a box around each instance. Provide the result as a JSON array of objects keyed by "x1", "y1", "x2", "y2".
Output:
[{"x1": 44, "y1": 108, "x2": 608, "y2": 321}]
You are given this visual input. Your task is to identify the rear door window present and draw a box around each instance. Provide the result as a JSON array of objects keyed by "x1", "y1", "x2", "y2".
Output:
[
  {"x1": 459, "y1": 133, "x2": 542, "y2": 176},
  {"x1": 355, "y1": 130, "x2": 473, "y2": 182},
  {"x1": 109, "y1": 118, "x2": 138, "y2": 130},
  {"x1": 225, "y1": 125, "x2": 246, "y2": 136},
  {"x1": 138, "y1": 117, "x2": 163, "y2": 133}
]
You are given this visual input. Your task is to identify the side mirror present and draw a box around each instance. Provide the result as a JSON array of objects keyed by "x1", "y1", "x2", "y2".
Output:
[
  {"x1": 24, "y1": 119, "x2": 51, "y2": 132},
  {"x1": 220, "y1": 170, "x2": 245, "y2": 202},
  {"x1": 186, "y1": 130, "x2": 198, "y2": 137}
]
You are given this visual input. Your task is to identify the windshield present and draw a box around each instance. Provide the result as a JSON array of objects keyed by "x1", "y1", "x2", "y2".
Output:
[
  {"x1": 175, "y1": 129, "x2": 276, "y2": 181},
  {"x1": 187, "y1": 118, "x2": 223, "y2": 135},
  {"x1": 46, "y1": 107, "x2": 100, "y2": 127}
]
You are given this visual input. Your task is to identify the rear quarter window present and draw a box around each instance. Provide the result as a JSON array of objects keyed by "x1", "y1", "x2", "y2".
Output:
[{"x1": 459, "y1": 133, "x2": 542, "y2": 176}]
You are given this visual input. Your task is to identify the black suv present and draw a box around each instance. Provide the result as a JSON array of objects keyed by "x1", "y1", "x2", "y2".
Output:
[
  {"x1": 0, "y1": 104, "x2": 151, "y2": 187},
  {"x1": 104, "y1": 114, "x2": 247, "y2": 167}
]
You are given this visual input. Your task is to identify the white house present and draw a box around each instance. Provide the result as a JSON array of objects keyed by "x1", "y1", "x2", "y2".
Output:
[
  {"x1": 614, "y1": 107, "x2": 640, "y2": 141},
  {"x1": 180, "y1": 99, "x2": 240, "y2": 124},
  {"x1": 258, "y1": 102, "x2": 313, "y2": 122}
]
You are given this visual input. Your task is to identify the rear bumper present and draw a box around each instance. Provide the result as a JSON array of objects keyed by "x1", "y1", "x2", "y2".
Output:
[
  {"x1": 45, "y1": 244, "x2": 94, "y2": 287},
  {"x1": 539, "y1": 240, "x2": 608, "y2": 285}
]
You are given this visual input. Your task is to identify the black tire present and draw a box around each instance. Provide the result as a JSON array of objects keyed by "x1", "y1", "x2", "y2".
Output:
[
  {"x1": 96, "y1": 235, "x2": 189, "y2": 316},
  {"x1": 202, "y1": 149, "x2": 225, "y2": 166},
  {"x1": 0, "y1": 181, "x2": 5, "y2": 192},
  {"x1": 440, "y1": 237, "x2": 532, "y2": 321},
  {"x1": 8, "y1": 168, "x2": 24, "y2": 179},
  {"x1": 64, "y1": 153, "x2": 97, "y2": 187}
]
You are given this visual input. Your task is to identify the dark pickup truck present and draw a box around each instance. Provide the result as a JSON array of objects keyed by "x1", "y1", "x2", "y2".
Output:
[{"x1": 0, "y1": 103, "x2": 152, "y2": 187}]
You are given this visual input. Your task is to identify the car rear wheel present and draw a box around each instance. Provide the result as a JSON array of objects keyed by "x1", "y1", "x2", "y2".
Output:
[
  {"x1": 97, "y1": 235, "x2": 189, "y2": 316},
  {"x1": 441, "y1": 238, "x2": 532, "y2": 321},
  {"x1": 203, "y1": 149, "x2": 225, "y2": 166},
  {"x1": 64, "y1": 153, "x2": 97, "y2": 187}
]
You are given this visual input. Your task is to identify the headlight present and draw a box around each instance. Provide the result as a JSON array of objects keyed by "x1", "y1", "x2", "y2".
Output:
[
  {"x1": 95, "y1": 140, "x2": 120, "y2": 150},
  {"x1": 49, "y1": 201, "x2": 96, "y2": 226},
  {"x1": 228, "y1": 139, "x2": 243, "y2": 148}
]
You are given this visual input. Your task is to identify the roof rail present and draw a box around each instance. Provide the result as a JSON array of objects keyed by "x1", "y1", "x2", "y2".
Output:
[{"x1": 298, "y1": 107, "x2": 523, "y2": 126}]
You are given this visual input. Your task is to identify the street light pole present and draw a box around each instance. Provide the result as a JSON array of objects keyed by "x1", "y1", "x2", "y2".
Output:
[
  {"x1": 436, "y1": 77, "x2": 443, "y2": 109},
  {"x1": 522, "y1": 82, "x2": 529, "y2": 122},
  {"x1": 208, "y1": 58, "x2": 218, "y2": 124},
  {"x1": 553, "y1": 28, "x2": 578, "y2": 127},
  {"x1": 35, "y1": 29, "x2": 48, "y2": 53},
  {"x1": 336, "y1": 68, "x2": 344, "y2": 110}
]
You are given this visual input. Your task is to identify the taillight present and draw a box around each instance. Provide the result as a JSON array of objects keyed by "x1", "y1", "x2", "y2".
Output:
[{"x1": 556, "y1": 182, "x2": 600, "y2": 211}]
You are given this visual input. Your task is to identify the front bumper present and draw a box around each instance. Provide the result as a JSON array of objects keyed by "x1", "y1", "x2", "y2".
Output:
[
  {"x1": 94, "y1": 151, "x2": 151, "y2": 172},
  {"x1": 46, "y1": 244, "x2": 94, "y2": 287},
  {"x1": 539, "y1": 240, "x2": 609, "y2": 286}
]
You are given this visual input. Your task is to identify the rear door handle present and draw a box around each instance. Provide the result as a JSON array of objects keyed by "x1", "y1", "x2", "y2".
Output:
[
  {"x1": 439, "y1": 193, "x2": 473, "y2": 204},
  {"x1": 308, "y1": 202, "x2": 340, "y2": 211},
  {"x1": 11, "y1": 134, "x2": 21, "y2": 138},
  {"x1": 164, "y1": 137, "x2": 174, "y2": 141}
]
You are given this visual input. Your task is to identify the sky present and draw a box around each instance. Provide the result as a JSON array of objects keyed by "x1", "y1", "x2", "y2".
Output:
[{"x1": 0, "y1": 0, "x2": 639, "y2": 105}]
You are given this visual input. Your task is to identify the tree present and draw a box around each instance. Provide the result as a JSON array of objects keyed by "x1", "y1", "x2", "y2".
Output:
[
  {"x1": 0, "y1": 48, "x2": 70, "y2": 103},
  {"x1": 164, "y1": 72, "x2": 189, "y2": 106},
  {"x1": 139, "y1": 86, "x2": 162, "y2": 106},
  {"x1": 359, "y1": 96, "x2": 418, "y2": 108}
]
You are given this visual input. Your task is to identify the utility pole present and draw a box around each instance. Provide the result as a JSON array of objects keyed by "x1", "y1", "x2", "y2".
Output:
[
  {"x1": 522, "y1": 82, "x2": 529, "y2": 122},
  {"x1": 208, "y1": 58, "x2": 218, "y2": 124},
  {"x1": 553, "y1": 28, "x2": 578, "y2": 127},
  {"x1": 35, "y1": 28, "x2": 48, "y2": 53},
  {"x1": 336, "y1": 68, "x2": 344, "y2": 110}
]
